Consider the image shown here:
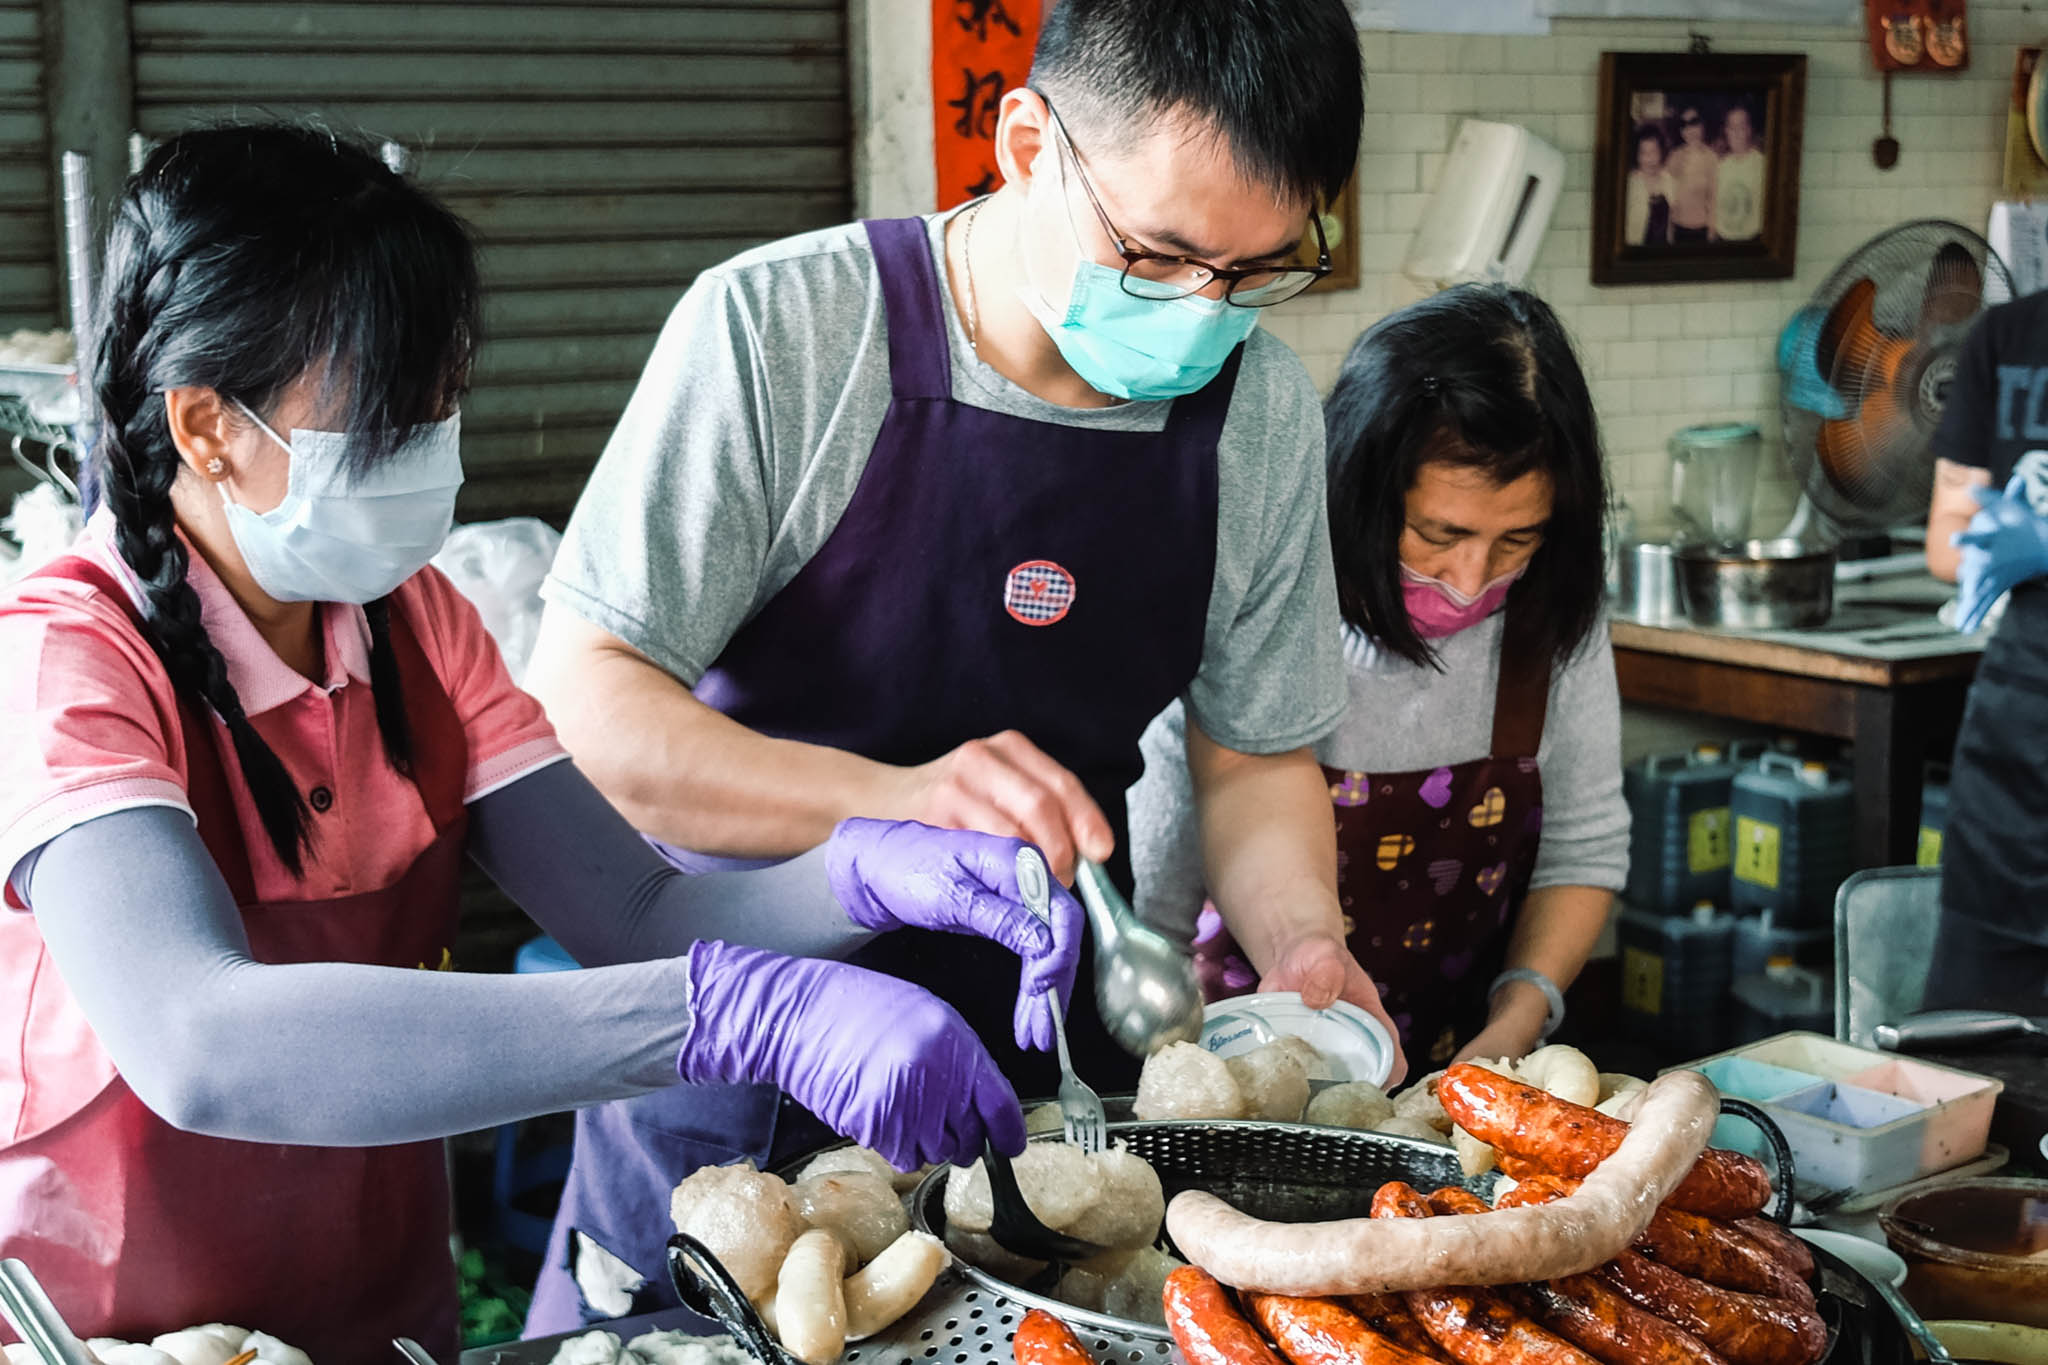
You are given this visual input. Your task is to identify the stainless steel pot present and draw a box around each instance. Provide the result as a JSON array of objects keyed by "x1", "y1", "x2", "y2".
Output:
[
  {"x1": 1675, "y1": 538, "x2": 1837, "y2": 630},
  {"x1": 1612, "y1": 540, "x2": 1682, "y2": 625}
]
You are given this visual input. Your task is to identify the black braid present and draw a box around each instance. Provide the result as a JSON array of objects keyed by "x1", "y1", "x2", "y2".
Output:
[
  {"x1": 362, "y1": 596, "x2": 414, "y2": 774},
  {"x1": 98, "y1": 259, "x2": 314, "y2": 875}
]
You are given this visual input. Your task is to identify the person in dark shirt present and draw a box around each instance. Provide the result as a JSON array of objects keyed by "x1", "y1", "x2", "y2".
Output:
[{"x1": 1924, "y1": 289, "x2": 2048, "y2": 1005}]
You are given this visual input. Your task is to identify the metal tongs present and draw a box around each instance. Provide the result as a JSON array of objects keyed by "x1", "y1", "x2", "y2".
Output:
[{"x1": 0, "y1": 1259, "x2": 94, "y2": 1365}]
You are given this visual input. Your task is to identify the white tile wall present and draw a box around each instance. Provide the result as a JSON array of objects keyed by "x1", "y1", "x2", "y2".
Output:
[{"x1": 1259, "y1": 6, "x2": 2032, "y2": 533}]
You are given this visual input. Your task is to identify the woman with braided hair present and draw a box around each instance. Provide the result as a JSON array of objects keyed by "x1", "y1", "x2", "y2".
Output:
[{"x1": 0, "y1": 123, "x2": 1084, "y2": 1359}]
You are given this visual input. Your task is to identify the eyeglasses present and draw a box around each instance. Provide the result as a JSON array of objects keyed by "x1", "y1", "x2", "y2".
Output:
[{"x1": 1040, "y1": 97, "x2": 1330, "y2": 309}]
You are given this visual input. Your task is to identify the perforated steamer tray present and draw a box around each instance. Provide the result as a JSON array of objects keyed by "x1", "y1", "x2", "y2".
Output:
[{"x1": 496, "y1": 1119, "x2": 1908, "y2": 1365}]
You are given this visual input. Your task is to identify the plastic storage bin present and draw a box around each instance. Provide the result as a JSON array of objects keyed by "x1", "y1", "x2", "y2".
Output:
[
  {"x1": 1619, "y1": 903, "x2": 1734, "y2": 1059},
  {"x1": 1624, "y1": 743, "x2": 1750, "y2": 912},
  {"x1": 1730, "y1": 963, "x2": 1833, "y2": 1044},
  {"x1": 1671, "y1": 1031, "x2": 2003, "y2": 1198},
  {"x1": 1730, "y1": 754, "x2": 1855, "y2": 923}
]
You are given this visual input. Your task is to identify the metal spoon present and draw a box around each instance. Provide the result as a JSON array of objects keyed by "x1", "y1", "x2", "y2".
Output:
[
  {"x1": 1072, "y1": 858, "x2": 1204, "y2": 1058},
  {"x1": 0, "y1": 1259, "x2": 94, "y2": 1365}
]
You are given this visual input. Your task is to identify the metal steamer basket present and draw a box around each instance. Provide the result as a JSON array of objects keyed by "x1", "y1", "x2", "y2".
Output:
[{"x1": 652, "y1": 1107, "x2": 1910, "y2": 1365}]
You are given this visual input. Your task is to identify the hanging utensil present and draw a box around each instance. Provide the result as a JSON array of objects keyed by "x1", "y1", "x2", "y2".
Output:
[
  {"x1": 1016, "y1": 848, "x2": 1107, "y2": 1153},
  {"x1": 0, "y1": 1259, "x2": 95, "y2": 1365},
  {"x1": 1874, "y1": 70, "x2": 1901, "y2": 169},
  {"x1": 1071, "y1": 859, "x2": 1204, "y2": 1058}
]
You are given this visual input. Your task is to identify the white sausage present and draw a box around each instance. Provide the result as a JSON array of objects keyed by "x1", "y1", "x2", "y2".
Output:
[
  {"x1": 1164, "y1": 1067, "x2": 1719, "y2": 1295},
  {"x1": 844, "y1": 1231, "x2": 950, "y2": 1340},
  {"x1": 772, "y1": 1229, "x2": 848, "y2": 1365}
]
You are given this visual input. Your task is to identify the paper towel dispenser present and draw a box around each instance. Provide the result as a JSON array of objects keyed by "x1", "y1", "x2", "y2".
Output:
[{"x1": 1402, "y1": 120, "x2": 1565, "y2": 291}]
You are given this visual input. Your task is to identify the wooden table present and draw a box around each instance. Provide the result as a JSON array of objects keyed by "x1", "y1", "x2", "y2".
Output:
[{"x1": 1611, "y1": 584, "x2": 1986, "y2": 869}]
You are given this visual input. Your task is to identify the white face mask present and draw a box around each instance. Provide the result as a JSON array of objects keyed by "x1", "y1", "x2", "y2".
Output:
[{"x1": 222, "y1": 401, "x2": 464, "y2": 604}]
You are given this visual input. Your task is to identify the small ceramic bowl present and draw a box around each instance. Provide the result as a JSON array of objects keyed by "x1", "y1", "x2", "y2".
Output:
[{"x1": 1794, "y1": 1227, "x2": 1908, "y2": 1288}]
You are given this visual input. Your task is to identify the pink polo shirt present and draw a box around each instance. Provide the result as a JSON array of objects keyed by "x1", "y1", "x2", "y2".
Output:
[{"x1": 0, "y1": 511, "x2": 566, "y2": 906}]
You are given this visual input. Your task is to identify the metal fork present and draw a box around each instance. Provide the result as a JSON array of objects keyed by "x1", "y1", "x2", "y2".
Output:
[{"x1": 1014, "y1": 847, "x2": 1108, "y2": 1154}]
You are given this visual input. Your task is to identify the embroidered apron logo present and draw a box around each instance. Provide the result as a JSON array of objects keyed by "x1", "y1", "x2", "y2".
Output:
[{"x1": 1003, "y1": 560, "x2": 1077, "y2": 626}]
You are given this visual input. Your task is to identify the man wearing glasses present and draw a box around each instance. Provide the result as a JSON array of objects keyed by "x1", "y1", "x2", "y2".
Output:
[{"x1": 523, "y1": 0, "x2": 1387, "y2": 1330}]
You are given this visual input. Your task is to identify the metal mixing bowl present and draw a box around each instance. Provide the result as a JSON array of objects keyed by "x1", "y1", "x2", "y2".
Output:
[{"x1": 1675, "y1": 538, "x2": 1837, "y2": 630}]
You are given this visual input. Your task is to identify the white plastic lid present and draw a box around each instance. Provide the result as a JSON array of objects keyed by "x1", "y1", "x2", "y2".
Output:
[{"x1": 1200, "y1": 992, "x2": 1396, "y2": 1087}]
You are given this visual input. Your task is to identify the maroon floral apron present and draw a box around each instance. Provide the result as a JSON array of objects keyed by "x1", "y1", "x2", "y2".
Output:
[{"x1": 1196, "y1": 613, "x2": 1552, "y2": 1068}]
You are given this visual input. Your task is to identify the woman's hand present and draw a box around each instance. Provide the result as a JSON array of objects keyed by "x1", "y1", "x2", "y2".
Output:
[{"x1": 1257, "y1": 933, "x2": 1409, "y2": 1086}]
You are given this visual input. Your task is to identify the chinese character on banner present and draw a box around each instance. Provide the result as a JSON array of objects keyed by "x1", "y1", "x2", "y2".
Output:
[{"x1": 933, "y1": 0, "x2": 1041, "y2": 210}]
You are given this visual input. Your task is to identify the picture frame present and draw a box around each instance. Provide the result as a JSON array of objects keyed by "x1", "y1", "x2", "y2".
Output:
[{"x1": 1592, "y1": 52, "x2": 1806, "y2": 285}]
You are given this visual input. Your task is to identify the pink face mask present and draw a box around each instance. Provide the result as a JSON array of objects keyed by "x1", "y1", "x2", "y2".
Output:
[{"x1": 1401, "y1": 563, "x2": 1526, "y2": 639}]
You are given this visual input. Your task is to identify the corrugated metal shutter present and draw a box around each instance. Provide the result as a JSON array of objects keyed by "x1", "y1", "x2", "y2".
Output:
[
  {"x1": 0, "y1": 0, "x2": 55, "y2": 332},
  {"x1": 131, "y1": 2, "x2": 851, "y2": 524}
]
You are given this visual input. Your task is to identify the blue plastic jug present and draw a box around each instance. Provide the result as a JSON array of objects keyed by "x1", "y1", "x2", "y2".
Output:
[
  {"x1": 1618, "y1": 902, "x2": 1735, "y2": 1060},
  {"x1": 1729, "y1": 753, "x2": 1855, "y2": 923},
  {"x1": 1623, "y1": 742, "x2": 1754, "y2": 912}
]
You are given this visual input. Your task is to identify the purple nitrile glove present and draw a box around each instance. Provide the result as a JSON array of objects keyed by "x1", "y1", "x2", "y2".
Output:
[
  {"x1": 677, "y1": 938, "x2": 1028, "y2": 1168},
  {"x1": 824, "y1": 817, "x2": 1082, "y2": 1053},
  {"x1": 1955, "y1": 474, "x2": 2048, "y2": 633}
]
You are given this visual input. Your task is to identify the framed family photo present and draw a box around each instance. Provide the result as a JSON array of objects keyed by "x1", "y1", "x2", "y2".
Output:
[{"x1": 1592, "y1": 51, "x2": 1806, "y2": 285}]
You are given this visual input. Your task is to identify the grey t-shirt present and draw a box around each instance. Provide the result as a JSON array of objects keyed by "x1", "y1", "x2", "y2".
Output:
[
  {"x1": 544, "y1": 211, "x2": 1345, "y2": 757},
  {"x1": 1129, "y1": 609, "x2": 1631, "y2": 937}
]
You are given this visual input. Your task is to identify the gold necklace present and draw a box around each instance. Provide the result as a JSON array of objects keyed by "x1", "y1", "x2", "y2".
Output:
[{"x1": 962, "y1": 199, "x2": 984, "y2": 350}]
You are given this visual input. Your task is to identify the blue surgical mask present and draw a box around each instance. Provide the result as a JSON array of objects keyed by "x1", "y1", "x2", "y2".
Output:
[
  {"x1": 1019, "y1": 264, "x2": 1259, "y2": 402},
  {"x1": 223, "y1": 401, "x2": 464, "y2": 604},
  {"x1": 1016, "y1": 153, "x2": 1260, "y2": 402}
]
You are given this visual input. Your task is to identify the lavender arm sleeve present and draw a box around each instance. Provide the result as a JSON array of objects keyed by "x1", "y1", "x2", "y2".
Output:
[
  {"x1": 461, "y1": 758, "x2": 875, "y2": 968},
  {"x1": 16, "y1": 805, "x2": 701, "y2": 1145}
]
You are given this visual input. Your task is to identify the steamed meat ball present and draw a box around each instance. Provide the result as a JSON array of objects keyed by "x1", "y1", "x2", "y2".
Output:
[
  {"x1": 942, "y1": 1141, "x2": 1102, "y2": 1234},
  {"x1": 88, "y1": 1347, "x2": 181, "y2": 1365},
  {"x1": 1267, "y1": 1034, "x2": 1327, "y2": 1080},
  {"x1": 1371, "y1": 1115, "x2": 1453, "y2": 1145},
  {"x1": 149, "y1": 1327, "x2": 250, "y2": 1365},
  {"x1": 794, "y1": 1145, "x2": 899, "y2": 1188},
  {"x1": 1225, "y1": 1040, "x2": 1310, "y2": 1122},
  {"x1": 1134, "y1": 1042, "x2": 1244, "y2": 1120},
  {"x1": 1064, "y1": 1144, "x2": 1166, "y2": 1249},
  {"x1": 795, "y1": 1170, "x2": 910, "y2": 1265},
  {"x1": 1302, "y1": 1080, "x2": 1394, "y2": 1129},
  {"x1": 669, "y1": 1160, "x2": 807, "y2": 1302},
  {"x1": 943, "y1": 1223, "x2": 1048, "y2": 1284},
  {"x1": 1101, "y1": 1246, "x2": 1183, "y2": 1325},
  {"x1": 1025, "y1": 1102, "x2": 1066, "y2": 1136},
  {"x1": 1390, "y1": 1070, "x2": 1454, "y2": 1132}
]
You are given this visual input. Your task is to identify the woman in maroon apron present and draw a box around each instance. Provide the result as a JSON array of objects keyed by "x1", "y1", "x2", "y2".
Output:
[
  {"x1": 1152, "y1": 285, "x2": 1629, "y2": 1069},
  {"x1": 0, "y1": 125, "x2": 1069, "y2": 1361}
]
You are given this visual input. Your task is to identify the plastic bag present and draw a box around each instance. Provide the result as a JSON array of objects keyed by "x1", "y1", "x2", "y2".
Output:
[
  {"x1": 2, "y1": 483, "x2": 86, "y2": 583},
  {"x1": 431, "y1": 517, "x2": 562, "y2": 684}
]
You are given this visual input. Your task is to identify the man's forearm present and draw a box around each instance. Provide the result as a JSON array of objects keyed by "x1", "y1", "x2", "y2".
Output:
[
  {"x1": 1186, "y1": 724, "x2": 1341, "y2": 970},
  {"x1": 525, "y1": 605, "x2": 891, "y2": 858}
]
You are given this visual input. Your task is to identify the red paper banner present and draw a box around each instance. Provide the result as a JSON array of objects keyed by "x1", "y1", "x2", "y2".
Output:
[{"x1": 932, "y1": 0, "x2": 1042, "y2": 210}]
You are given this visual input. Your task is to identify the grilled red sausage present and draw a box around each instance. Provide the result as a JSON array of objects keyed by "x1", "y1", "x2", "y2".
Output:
[
  {"x1": 1732, "y1": 1219, "x2": 1813, "y2": 1284},
  {"x1": 1248, "y1": 1294, "x2": 1444, "y2": 1365},
  {"x1": 1166, "y1": 1267, "x2": 1290, "y2": 1365},
  {"x1": 1493, "y1": 1169, "x2": 1809, "y2": 1304},
  {"x1": 1496, "y1": 1178, "x2": 1824, "y2": 1365},
  {"x1": 1372, "y1": 1182, "x2": 1603, "y2": 1365},
  {"x1": 1014, "y1": 1310, "x2": 1096, "y2": 1365},
  {"x1": 1346, "y1": 1296, "x2": 1455, "y2": 1363},
  {"x1": 1440, "y1": 1066, "x2": 1770, "y2": 1220}
]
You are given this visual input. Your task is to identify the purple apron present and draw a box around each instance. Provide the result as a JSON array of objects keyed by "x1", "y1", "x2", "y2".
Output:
[
  {"x1": 528, "y1": 216, "x2": 1237, "y2": 1333},
  {"x1": 1195, "y1": 609, "x2": 1553, "y2": 1069}
]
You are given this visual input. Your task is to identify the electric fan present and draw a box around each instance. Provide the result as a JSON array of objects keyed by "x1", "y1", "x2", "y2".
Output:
[{"x1": 1777, "y1": 220, "x2": 2014, "y2": 547}]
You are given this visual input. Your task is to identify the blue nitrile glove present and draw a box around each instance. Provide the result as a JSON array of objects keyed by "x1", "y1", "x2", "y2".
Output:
[
  {"x1": 1955, "y1": 473, "x2": 2048, "y2": 633},
  {"x1": 824, "y1": 818, "x2": 1081, "y2": 1053},
  {"x1": 677, "y1": 939, "x2": 1027, "y2": 1168}
]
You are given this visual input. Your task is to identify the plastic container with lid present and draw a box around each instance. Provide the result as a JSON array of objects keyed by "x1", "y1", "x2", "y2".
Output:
[
  {"x1": 1880, "y1": 1178, "x2": 2048, "y2": 1328},
  {"x1": 1730, "y1": 962, "x2": 1833, "y2": 1044},
  {"x1": 1619, "y1": 901, "x2": 1735, "y2": 1060},
  {"x1": 1623, "y1": 741, "x2": 1756, "y2": 912},
  {"x1": 1732, "y1": 907, "x2": 1834, "y2": 983},
  {"x1": 1730, "y1": 752, "x2": 1855, "y2": 923}
]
